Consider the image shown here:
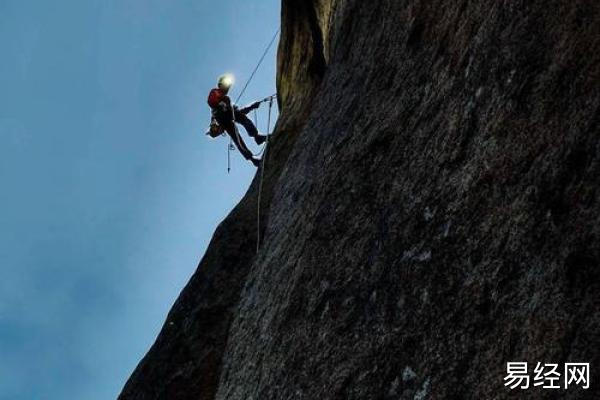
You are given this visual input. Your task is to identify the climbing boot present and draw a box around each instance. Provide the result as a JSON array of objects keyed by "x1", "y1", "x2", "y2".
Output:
[
  {"x1": 251, "y1": 157, "x2": 261, "y2": 167},
  {"x1": 254, "y1": 134, "x2": 268, "y2": 145}
]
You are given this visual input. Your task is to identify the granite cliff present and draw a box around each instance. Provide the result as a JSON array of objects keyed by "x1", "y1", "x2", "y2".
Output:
[{"x1": 119, "y1": 1, "x2": 600, "y2": 399}]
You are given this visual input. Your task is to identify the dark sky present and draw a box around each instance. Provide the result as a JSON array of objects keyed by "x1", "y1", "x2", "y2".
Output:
[{"x1": 0, "y1": 1, "x2": 280, "y2": 398}]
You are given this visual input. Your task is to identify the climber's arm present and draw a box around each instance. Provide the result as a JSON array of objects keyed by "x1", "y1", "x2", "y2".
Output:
[{"x1": 238, "y1": 101, "x2": 261, "y2": 115}]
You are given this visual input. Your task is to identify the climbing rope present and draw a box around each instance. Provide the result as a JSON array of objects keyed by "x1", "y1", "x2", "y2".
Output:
[
  {"x1": 228, "y1": 93, "x2": 276, "y2": 171},
  {"x1": 250, "y1": 94, "x2": 276, "y2": 157},
  {"x1": 235, "y1": 29, "x2": 280, "y2": 104},
  {"x1": 256, "y1": 96, "x2": 274, "y2": 253},
  {"x1": 216, "y1": 28, "x2": 280, "y2": 252},
  {"x1": 191, "y1": 30, "x2": 279, "y2": 309},
  {"x1": 227, "y1": 138, "x2": 233, "y2": 173},
  {"x1": 252, "y1": 108, "x2": 264, "y2": 157},
  {"x1": 226, "y1": 27, "x2": 280, "y2": 173}
]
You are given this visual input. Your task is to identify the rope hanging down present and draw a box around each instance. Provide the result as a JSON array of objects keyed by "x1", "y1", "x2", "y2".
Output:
[{"x1": 256, "y1": 96, "x2": 274, "y2": 253}]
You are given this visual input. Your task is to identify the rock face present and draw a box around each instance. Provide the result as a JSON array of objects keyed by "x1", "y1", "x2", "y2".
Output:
[{"x1": 119, "y1": 1, "x2": 600, "y2": 399}]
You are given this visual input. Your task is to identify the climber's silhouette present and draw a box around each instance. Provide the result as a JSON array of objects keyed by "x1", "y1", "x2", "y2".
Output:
[{"x1": 207, "y1": 75, "x2": 266, "y2": 167}]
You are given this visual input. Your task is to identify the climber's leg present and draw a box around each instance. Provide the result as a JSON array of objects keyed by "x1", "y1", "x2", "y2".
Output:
[
  {"x1": 234, "y1": 109, "x2": 266, "y2": 145},
  {"x1": 224, "y1": 122, "x2": 254, "y2": 161},
  {"x1": 233, "y1": 110, "x2": 258, "y2": 138}
]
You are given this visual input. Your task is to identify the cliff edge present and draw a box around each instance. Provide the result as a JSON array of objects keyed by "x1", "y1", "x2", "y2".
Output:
[{"x1": 120, "y1": 1, "x2": 600, "y2": 399}]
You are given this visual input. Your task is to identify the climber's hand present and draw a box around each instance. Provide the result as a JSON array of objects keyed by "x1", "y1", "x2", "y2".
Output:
[{"x1": 250, "y1": 101, "x2": 261, "y2": 110}]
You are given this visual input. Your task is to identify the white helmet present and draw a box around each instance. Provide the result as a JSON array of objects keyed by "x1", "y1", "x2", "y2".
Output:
[{"x1": 217, "y1": 74, "x2": 234, "y2": 92}]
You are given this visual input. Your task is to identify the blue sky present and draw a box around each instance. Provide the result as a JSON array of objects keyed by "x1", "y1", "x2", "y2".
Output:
[{"x1": 0, "y1": 1, "x2": 280, "y2": 399}]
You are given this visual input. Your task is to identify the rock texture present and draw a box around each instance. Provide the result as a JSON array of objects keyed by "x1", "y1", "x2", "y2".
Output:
[{"x1": 119, "y1": 1, "x2": 600, "y2": 399}]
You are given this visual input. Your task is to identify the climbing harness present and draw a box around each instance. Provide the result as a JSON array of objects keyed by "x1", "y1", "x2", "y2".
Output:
[{"x1": 207, "y1": 116, "x2": 224, "y2": 138}]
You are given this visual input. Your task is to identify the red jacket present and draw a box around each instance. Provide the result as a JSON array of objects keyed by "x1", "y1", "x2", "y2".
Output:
[{"x1": 207, "y1": 88, "x2": 230, "y2": 109}]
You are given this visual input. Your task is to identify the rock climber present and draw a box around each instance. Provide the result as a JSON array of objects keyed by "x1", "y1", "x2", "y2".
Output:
[{"x1": 207, "y1": 74, "x2": 266, "y2": 167}]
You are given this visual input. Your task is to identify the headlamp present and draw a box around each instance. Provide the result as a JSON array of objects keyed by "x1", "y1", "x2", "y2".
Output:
[{"x1": 222, "y1": 74, "x2": 234, "y2": 88}]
